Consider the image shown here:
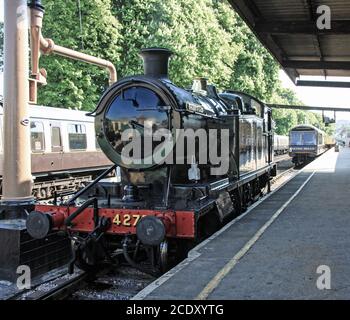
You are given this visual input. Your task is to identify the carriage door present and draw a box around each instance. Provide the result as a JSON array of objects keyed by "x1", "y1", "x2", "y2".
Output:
[{"x1": 50, "y1": 123, "x2": 63, "y2": 152}]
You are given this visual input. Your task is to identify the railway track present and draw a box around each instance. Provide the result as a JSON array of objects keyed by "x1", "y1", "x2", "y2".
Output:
[
  {"x1": 274, "y1": 154, "x2": 291, "y2": 163},
  {"x1": 10, "y1": 271, "x2": 89, "y2": 300},
  {"x1": 24, "y1": 272, "x2": 88, "y2": 300},
  {"x1": 69, "y1": 266, "x2": 155, "y2": 300},
  {"x1": 271, "y1": 155, "x2": 298, "y2": 189},
  {"x1": 272, "y1": 166, "x2": 295, "y2": 183}
]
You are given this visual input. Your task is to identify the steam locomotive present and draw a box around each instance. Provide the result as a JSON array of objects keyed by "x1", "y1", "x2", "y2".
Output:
[{"x1": 26, "y1": 48, "x2": 276, "y2": 274}]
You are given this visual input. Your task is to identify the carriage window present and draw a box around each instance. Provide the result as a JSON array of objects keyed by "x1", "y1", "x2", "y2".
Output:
[
  {"x1": 30, "y1": 121, "x2": 45, "y2": 152},
  {"x1": 68, "y1": 124, "x2": 87, "y2": 150},
  {"x1": 51, "y1": 127, "x2": 62, "y2": 151}
]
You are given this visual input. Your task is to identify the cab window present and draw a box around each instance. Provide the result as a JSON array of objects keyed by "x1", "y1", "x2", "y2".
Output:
[{"x1": 251, "y1": 99, "x2": 263, "y2": 117}]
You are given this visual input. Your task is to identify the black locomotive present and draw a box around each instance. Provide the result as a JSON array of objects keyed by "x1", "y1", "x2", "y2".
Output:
[{"x1": 27, "y1": 48, "x2": 276, "y2": 274}]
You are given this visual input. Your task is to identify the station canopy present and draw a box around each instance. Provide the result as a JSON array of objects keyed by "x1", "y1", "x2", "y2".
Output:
[{"x1": 229, "y1": 0, "x2": 350, "y2": 88}]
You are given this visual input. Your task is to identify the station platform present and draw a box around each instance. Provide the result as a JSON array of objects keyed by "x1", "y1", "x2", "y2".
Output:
[{"x1": 134, "y1": 147, "x2": 350, "y2": 300}]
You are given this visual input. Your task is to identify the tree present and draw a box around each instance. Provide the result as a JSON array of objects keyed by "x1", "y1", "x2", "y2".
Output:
[
  {"x1": 113, "y1": 0, "x2": 241, "y2": 89},
  {"x1": 37, "y1": 0, "x2": 121, "y2": 111},
  {"x1": 212, "y1": 1, "x2": 280, "y2": 101}
]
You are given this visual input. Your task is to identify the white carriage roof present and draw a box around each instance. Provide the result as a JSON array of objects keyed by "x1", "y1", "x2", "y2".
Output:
[
  {"x1": 0, "y1": 104, "x2": 93, "y2": 123},
  {"x1": 291, "y1": 124, "x2": 325, "y2": 134}
]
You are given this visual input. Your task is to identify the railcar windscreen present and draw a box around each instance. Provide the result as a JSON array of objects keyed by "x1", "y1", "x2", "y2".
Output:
[{"x1": 291, "y1": 131, "x2": 316, "y2": 145}]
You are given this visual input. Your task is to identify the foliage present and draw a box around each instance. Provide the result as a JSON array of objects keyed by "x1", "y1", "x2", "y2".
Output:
[
  {"x1": 113, "y1": 0, "x2": 241, "y2": 88},
  {"x1": 213, "y1": 2, "x2": 280, "y2": 102},
  {"x1": 270, "y1": 87, "x2": 335, "y2": 136},
  {"x1": 37, "y1": 0, "x2": 121, "y2": 111}
]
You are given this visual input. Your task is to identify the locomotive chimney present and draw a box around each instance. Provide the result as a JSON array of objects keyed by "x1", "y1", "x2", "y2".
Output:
[{"x1": 139, "y1": 48, "x2": 173, "y2": 78}]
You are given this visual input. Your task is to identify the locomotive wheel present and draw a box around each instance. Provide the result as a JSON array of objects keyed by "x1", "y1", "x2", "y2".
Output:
[
  {"x1": 252, "y1": 181, "x2": 261, "y2": 201},
  {"x1": 242, "y1": 183, "x2": 253, "y2": 210},
  {"x1": 231, "y1": 189, "x2": 242, "y2": 218},
  {"x1": 40, "y1": 188, "x2": 47, "y2": 199}
]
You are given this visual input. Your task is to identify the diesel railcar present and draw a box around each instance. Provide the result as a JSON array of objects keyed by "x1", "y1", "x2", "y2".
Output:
[
  {"x1": 26, "y1": 48, "x2": 277, "y2": 274},
  {"x1": 0, "y1": 103, "x2": 111, "y2": 199},
  {"x1": 289, "y1": 124, "x2": 328, "y2": 165}
]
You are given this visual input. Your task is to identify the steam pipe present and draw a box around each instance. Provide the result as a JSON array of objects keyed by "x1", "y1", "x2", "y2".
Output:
[{"x1": 39, "y1": 36, "x2": 117, "y2": 85}]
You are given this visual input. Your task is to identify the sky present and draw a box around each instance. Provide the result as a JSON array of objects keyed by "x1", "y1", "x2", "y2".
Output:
[
  {"x1": 0, "y1": 1, "x2": 349, "y2": 121},
  {"x1": 279, "y1": 71, "x2": 350, "y2": 121}
]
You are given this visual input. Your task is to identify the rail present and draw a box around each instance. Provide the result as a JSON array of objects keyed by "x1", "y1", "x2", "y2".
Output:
[{"x1": 23, "y1": 272, "x2": 88, "y2": 300}]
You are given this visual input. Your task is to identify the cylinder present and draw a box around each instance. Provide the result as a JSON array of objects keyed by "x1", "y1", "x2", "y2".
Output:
[{"x1": 2, "y1": 0, "x2": 34, "y2": 203}]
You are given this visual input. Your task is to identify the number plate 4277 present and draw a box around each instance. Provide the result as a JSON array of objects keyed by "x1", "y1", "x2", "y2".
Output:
[{"x1": 112, "y1": 214, "x2": 146, "y2": 227}]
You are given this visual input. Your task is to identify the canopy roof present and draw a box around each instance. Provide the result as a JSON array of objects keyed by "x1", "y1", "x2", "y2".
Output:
[{"x1": 229, "y1": 0, "x2": 350, "y2": 87}]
